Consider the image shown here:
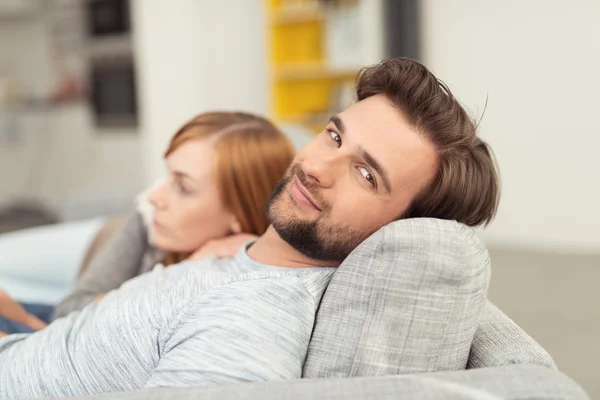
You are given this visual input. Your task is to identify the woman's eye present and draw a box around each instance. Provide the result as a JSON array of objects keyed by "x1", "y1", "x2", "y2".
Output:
[
  {"x1": 175, "y1": 181, "x2": 189, "y2": 195},
  {"x1": 359, "y1": 167, "x2": 375, "y2": 187},
  {"x1": 328, "y1": 130, "x2": 342, "y2": 146}
]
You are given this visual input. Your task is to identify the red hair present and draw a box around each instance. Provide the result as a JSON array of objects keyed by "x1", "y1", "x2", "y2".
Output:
[{"x1": 162, "y1": 111, "x2": 294, "y2": 265}]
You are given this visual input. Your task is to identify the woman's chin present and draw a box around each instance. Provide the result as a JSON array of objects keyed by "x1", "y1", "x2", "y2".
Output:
[{"x1": 149, "y1": 235, "x2": 172, "y2": 251}]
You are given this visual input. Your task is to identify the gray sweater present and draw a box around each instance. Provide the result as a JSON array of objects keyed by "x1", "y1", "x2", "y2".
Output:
[
  {"x1": 0, "y1": 245, "x2": 335, "y2": 399},
  {"x1": 52, "y1": 211, "x2": 162, "y2": 320}
]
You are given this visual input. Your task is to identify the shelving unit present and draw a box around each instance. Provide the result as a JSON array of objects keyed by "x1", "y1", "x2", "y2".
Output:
[{"x1": 266, "y1": 0, "x2": 363, "y2": 133}]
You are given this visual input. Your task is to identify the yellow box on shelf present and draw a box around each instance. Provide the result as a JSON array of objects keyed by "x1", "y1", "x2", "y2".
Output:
[
  {"x1": 274, "y1": 61, "x2": 358, "y2": 81},
  {"x1": 271, "y1": 21, "x2": 324, "y2": 64},
  {"x1": 273, "y1": 78, "x2": 331, "y2": 118}
]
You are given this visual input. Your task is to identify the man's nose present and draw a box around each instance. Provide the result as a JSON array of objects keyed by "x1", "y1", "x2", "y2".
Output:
[{"x1": 301, "y1": 151, "x2": 344, "y2": 188}]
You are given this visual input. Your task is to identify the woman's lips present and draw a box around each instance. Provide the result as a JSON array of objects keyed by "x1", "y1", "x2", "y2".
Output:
[{"x1": 152, "y1": 219, "x2": 164, "y2": 230}]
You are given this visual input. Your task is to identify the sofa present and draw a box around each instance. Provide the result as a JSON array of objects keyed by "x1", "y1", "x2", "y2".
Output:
[
  {"x1": 73, "y1": 219, "x2": 585, "y2": 400},
  {"x1": 0, "y1": 216, "x2": 588, "y2": 399}
]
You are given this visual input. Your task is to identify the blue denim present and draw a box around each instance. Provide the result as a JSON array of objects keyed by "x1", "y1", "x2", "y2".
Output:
[{"x1": 0, "y1": 303, "x2": 55, "y2": 334}]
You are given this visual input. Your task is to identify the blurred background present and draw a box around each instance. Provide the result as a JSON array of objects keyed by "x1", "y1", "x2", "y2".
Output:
[{"x1": 0, "y1": 0, "x2": 598, "y2": 396}]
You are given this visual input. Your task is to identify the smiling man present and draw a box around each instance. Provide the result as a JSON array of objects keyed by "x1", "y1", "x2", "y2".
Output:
[
  {"x1": 256, "y1": 95, "x2": 438, "y2": 264},
  {"x1": 0, "y1": 58, "x2": 499, "y2": 398}
]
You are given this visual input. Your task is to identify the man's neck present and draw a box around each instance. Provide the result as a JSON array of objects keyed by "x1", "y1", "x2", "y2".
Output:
[{"x1": 247, "y1": 225, "x2": 340, "y2": 268}]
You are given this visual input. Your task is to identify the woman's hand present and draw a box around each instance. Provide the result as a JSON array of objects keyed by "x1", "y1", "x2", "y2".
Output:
[
  {"x1": 0, "y1": 290, "x2": 47, "y2": 331},
  {"x1": 187, "y1": 233, "x2": 258, "y2": 261},
  {"x1": 0, "y1": 331, "x2": 8, "y2": 338}
]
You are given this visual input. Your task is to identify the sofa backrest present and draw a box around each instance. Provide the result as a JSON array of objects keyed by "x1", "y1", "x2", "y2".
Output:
[{"x1": 303, "y1": 218, "x2": 491, "y2": 378}]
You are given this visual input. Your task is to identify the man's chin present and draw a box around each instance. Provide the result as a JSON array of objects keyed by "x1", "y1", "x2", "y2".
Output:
[{"x1": 269, "y1": 201, "x2": 316, "y2": 227}]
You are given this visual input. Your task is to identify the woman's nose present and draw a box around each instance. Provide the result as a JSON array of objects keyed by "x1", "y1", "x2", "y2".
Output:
[{"x1": 148, "y1": 184, "x2": 166, "y2": 210}]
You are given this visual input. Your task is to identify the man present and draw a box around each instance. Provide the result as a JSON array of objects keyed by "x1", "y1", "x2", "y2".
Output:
[{"x1": 0, "y1": 58, "x2": 499, "y2": 398}]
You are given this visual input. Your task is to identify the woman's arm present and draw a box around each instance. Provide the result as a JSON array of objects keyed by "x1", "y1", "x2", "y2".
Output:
[
  {"x1": 51, "y1": 211, "x2": 150, "y2": 320},
  {"x1": 0, "y1": 290, "x2": 46, "y2": 331}
]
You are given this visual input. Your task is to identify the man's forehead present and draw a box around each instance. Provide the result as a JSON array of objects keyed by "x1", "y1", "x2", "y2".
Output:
[
  {"x1": 340, "y1": 94, "x2": 404, "y2": 126},
  {"x1": 339, "y1": 96, "x2": 410, "y2": 156}
]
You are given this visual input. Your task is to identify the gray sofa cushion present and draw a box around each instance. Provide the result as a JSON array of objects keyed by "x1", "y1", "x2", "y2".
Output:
[
  {"x1": 303, "y1": 218, "x2": 491, "y2": 378},
  {"x1": 78, "y1": 364, "x2": 588, "y2": 400},
  {"x1": 468, "y1": 301, "x2": 555, "y2": 369}
]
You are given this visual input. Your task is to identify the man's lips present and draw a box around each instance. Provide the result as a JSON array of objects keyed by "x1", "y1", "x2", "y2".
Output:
[{"x1": 290, "y1": 178, "x2": 322, "y2": 211}]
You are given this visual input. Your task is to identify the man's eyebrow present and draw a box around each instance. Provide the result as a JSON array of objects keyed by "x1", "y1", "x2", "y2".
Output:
[
  {"x1": 329, "y1": 115, "x2": 344, "y2": 133},
  {"x1": 358, "y1": 146, "x2": 392, "y2": 194}
]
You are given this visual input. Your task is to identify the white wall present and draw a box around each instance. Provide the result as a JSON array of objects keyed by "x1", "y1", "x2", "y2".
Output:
[
  {"x1": 0, "y1": 104, "x2": 142, "y2": 209},
  {"x1": 421, "y1": 0, "x2": 600, "y2": 252},
  {"x1": 131, "y1": 0, "x2": 268, "y2": 185},
  {"x1": 0, "y1": 14, "x2": 143, "y2": 218},
  {"x1": 0, "y1": 14, "x2": 53, "y2": 99}
]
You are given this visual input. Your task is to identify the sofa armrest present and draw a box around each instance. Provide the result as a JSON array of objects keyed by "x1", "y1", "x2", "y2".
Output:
[
  {"x1": 468, "y1": 301, "x2": 555, "y2": 369},
  {"x1": 78, "y1": 364, "x2": 587, "y2": 400}
]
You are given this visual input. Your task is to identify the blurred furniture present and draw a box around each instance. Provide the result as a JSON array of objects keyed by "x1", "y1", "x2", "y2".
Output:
[
  {"x1": 0, "y1": 203, "x2": 58, "y2": 234},
  {"x1": 0, "y1": 217, "x2": 106, "y2": 304}
]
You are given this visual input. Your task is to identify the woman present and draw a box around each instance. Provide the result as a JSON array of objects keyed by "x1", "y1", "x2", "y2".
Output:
[{"x1": 0, "y1": 111, "x2": 295, "y2": 335}]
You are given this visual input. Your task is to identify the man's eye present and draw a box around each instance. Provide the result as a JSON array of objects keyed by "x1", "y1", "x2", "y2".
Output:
[
  {"x1": 328, "y1": 130, "x2": 342, "y2": 146},
  {"x1": 359, "y1": 167, "x2": 375, "y2": 187}
]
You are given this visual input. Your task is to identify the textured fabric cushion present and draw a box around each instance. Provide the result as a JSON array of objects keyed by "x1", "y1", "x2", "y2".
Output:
[
  {"x1": 468, "y1": 301, "x2": 555, "y2": 369},
  {"x1": 76, "y1": 365, "x2": 588, "y2": 400},
  {"x1": 303, "y1": 218, "x2": 491, "y2": 378}
]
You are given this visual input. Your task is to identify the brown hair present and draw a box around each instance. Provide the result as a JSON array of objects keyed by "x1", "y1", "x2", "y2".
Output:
[
  {"x1": 356, "y1": 57, "x2": 500, "y2": 226},
  {"x1": 162, "y1": 111, "x2": 295, "y2": 265}
]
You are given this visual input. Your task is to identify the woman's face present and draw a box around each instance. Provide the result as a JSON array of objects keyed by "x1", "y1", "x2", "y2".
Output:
[{"x1": 148, "y1": 138, "x2": 239, "y2": 253}]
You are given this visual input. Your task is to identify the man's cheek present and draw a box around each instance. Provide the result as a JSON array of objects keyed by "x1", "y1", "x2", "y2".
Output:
[{"x1": 332, "y1": 201, "x2": 380, "y2": 228}]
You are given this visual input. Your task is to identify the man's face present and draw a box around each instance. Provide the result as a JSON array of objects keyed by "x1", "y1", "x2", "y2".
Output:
[{"x1": 266, "y1": 94, "x2": 438, "y2": 263}]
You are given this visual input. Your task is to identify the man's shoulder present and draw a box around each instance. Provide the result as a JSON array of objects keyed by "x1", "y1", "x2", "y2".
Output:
[
  {"x1": 151, "y1": 259, "x2": 283, "y2": 293},
  {"x1": 152, "y1": 261, "x2": 334, "y2": 312},
  {"x1": 193, "y1": 268, "x2": 334, "y2": 312},
  {"x1": 154, "y1": 259, "x2": 237, "y2": 294},
  {"x1": 172, "y1": 272, "x2": 322, "y2": 335}
]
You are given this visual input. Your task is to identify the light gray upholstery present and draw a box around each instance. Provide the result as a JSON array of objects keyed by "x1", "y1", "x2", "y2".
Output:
[
  {"x1": 78, "y1": 365, "x2": 587, "y2": 400},
  {"x1": 468, "y1": 301, "x2": 555, "y2": 369},
  {"x1": 304, "y1": 218, "x2": 491, "y2": 377}
]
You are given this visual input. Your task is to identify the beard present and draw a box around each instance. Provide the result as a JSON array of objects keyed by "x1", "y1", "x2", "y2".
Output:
[{"x1": 266, "y1": 164, "x2": 373, "y2": 262}]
